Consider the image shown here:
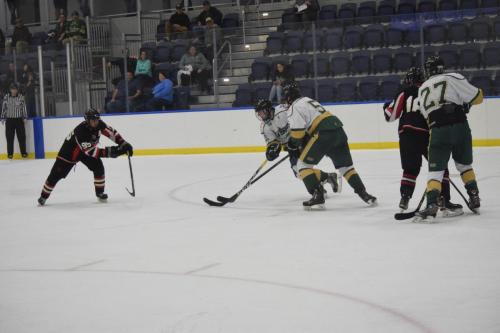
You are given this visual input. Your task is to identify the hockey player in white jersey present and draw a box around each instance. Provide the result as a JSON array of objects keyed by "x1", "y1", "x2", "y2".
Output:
[
  {"x1": 282, "y1": 82, "x2": 376, "y2": 209},
  {"x1": 255, "y1": 99, "x2": 339, "y2": 193},
  {"x1": 415, "y1": 56, "x2": 483, "y2": 221}
]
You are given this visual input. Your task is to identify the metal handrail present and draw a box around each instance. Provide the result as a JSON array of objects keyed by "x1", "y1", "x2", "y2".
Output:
[{"x1": 212, "y1": 39, "x2": 233, "y2": 106}]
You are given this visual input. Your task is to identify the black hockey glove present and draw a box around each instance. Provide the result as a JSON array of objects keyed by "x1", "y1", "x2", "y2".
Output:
[
  {"x1": 102, "y1": 146, "x2": 121, "y2": 158},
  {"x1": 119, "y1": 141, "x2": 133, "y2": 156},
  {"x1": 266, "y1": 141, "x2": 281, "y2": 161}
]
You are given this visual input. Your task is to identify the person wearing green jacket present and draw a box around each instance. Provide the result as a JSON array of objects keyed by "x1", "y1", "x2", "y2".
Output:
[
  {"x1": 178, "y1": 45, "x2": 212, "y2": 93},
  {"x1": 135, "y1": 50, "x2": 152, "y2": 77}
]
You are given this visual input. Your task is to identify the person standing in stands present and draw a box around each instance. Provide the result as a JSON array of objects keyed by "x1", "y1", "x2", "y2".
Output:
[
  {"x1": 167, "y1": 4, "x2": 190, "y2": 40},
  {"x1": 11, "y1": 18, "x2": 32, "y2": 54},
  {"x1": 65, "y1": 11, "x2": 87, "y2": 43},
  {"x1": 1, "y1": 83, "x2": 28, "y2": 159},
  {"x1": 294, "y1": 0, "x2": 320, "y2": 29},
  {"x1": 197, "y1": 1, "x2": 223, "y2": 26},
  {"x1": 146, "y1": 72, "x2": 174, "y2": 111}
]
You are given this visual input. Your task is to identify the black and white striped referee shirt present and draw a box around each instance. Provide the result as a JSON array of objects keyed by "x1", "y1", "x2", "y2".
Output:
[{"x1": 1, "y1": 94, "x2": 28, "y2": 119}]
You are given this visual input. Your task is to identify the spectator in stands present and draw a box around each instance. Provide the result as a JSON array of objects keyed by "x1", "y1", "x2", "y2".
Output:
[
  {"x1": 53, "y1": 0, "x2": 67, "y2": 19},
  {"x1": 135, "y1": 50, "x2": 152, "y2": 77},
  {"x1": 146, "y1": 72, "x2": 174, "y2": 110},
  {"x1": 294, "y1": 0, "x2": 319, "y2": 29},
  {"x1": 269, "y1": 62, "x2": 294, "y2": 104},
  {"x1": 197, "y1": 1, "x2": 222, "y2": 27},
  {"x1": 4, "y1": 63, "x2": 19, "y2": 90},
  {"x1": 11, "y1": 18, "x2": 32, "y2": 54},
  {"x1": 167, "y1": 4, "x2": 190, "y2": 40},
  {"x1": 64, "y1": 11, "x2": 87, "y2": 43},
  {"x1": 6, "y1": 0, "x2": 19, "y2": 25},
  {"x1": 106, "y1": 71, "x2": 143, "y2": 113},
  {"x1": 20, "y1": 63, "x2": 36, "y2": 117},
  {"x1": 47, "y1": 12, "x2": 68, "y2": 45},
  {"x1": 178, "y1": 45, "x2": 212, "y2": 93},
  {"x1": 204, "y1": 17, "x2": 222, "y2": 47},
  {"x1": 0, "y1": 28, "x2": 5, "y2": 56}
]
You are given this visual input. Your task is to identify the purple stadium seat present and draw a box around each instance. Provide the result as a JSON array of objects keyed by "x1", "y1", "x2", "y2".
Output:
[
  {"x1": 438, "y1": 44, "x2": 460, "y2": 69},
  {"x1": 317, "y1": 78, "x2": 336, "y2": 102},
  {"x1": 373, "y1": 48, "x2": 393, "y2": 73},
  {"x1": 448, "y1": 21, "x2": 468, "y2": 42},
  {"x1": 253, "y1": 82, "x2": 273, "y2": 101},
  {"x1": 170, "y1": 41, "x2": 188, "y2": 62},
  {"x1": 482, "y1": 42, "x2": 500, "y2": 67},
  {"x1": 418, "y1": 0, "x2": 437, "y2": 12},
  {"x1": 250, "y1": 57, "x2": 272, "y2": 81},
  {"x1": 234, "y1": 83, "x2": 253, "y2": 106},
  {"x1": 469, "y1": 17, "x2": 491, "y2": 41},
  {"x1": 357, "y1": 1, "x2": 377, "y2": 24},
  {"x1": 470, "y1": 70, "x2": 493, "y2": 95},
  {"x1": 319, "y1": 5, "x2": 337, "y2": 28},
  {"x1": 351, "y1": 50, "x2": 371, "y2": 74},
  {"x1": 344, "y1": 26, "x2": 363, "y2": 49},
  {"x1": 364, "y1": 24, "x2": 385, "y2": 48},
  {"x1": 299, "y1": 80, "x2": 316, "y2": 99},
  {"x1": 425, "y1": 23, "x2": 447, "y2": 44},
  {"x1": 405, "y1": 28, "x2": 421, "y2": 45},
  {"x1": 291, "y1": 54, "x2": 310, "y2": 78},
  {"x1": 282, "y1": 8, "x2": 298, "y2": 30},
  {"x1": 398, "y1": 0, "x2": 417, "y2": 14},
  {"x1": 338, "y1": 3, "x2": 357, "y2": 25},
  {"x1": 460, "y1": 0, "x2": 479, "y2": 8},
  {"x1": 460, "y1": 44, "x2": 482, "y2": 68},
  {"x1": 154, "y1": 45, "x2": 171, "y2": 63},
  {"x1": 386, "y1": 27, "x2": 404, "y2": 46},
  {"x1": 393, "y1": 47, "x2": 414, "y2": 72},
  {"x1": 379, "y1": 75, "x2": 401, "y2": 99},
  {"x1": 331, "y1": 52, "x2": 351, "y2": 76},
  {"x1": 439, "y1": 0, "x2": 458, "y2": 10},
  {"x1": 358, "y1": 77, "x2": 380, "y2": 100},
  {"x1": 336, "y1": 78, "x2": 358, "y2": 101},
  {"x1": 283, "y1": 30, "x2": 304, "y2": 54},
  {"x1": 313, "y1": 54, "x2": 331, "y2": 77},
  {"x1": 265, "y1": 32, "x2": 284, "y2": 55},
  {"x1": 324, "y1": 28, "x2": 343, "y2": 50},
  {"x1": 493, "y1": 16, "x2": 500, "y2": 39},
  {"x1": 303, "y1": 30, "x2": 323, "y2": 52}
]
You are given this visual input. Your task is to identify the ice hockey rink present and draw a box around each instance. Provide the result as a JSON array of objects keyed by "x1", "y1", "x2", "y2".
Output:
[{"x1": 1, "y1": 148, "x2": 499, "y2": 333}]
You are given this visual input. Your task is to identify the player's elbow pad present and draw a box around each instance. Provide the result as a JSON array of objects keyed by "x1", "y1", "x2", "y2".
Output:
[{"x1": 471, "y1": 89, "x2": 484, "y2": 105}]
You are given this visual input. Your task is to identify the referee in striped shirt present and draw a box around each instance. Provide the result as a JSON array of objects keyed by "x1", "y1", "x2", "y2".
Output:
[{"x1": 1, "y1": 83, "x2": 28, "y2": 159}]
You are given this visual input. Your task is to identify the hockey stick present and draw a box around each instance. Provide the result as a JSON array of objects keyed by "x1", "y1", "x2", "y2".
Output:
[
  {"x1": 203, "y1": 159, "x2": 268, "y2": 207},
  {"x1": 449, "y1": 179, "x2": 478, "y2": 214},
  {"x1": 216, "y1": 154, "x2": 290, "y2": 203},
  {"x1": 203, "y1": 155, "x2": 289, "y2": 207},
  {"x1": 394, "y1": 190, "x2": 426, "y2": 220},
  {"x1": 125, "y1": 154, "x2": 135, "y2": 197}
]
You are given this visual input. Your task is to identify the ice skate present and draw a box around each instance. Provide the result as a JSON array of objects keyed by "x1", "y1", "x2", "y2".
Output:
[
  {"x1": 303, "y1": 187, "x2": 325, "y2": 210},
  {"x1": 358, "y1": 190, "x2": 377, "y2": 206},
  {"x1": 399, "y1": 195, "x2": 410, "y2": 211},
  {"x1": 325, "y1": 172, "x2": 339, "y2": 193},
  {"x1": 96, "y1": 193, "x2": 108, "y2": 203},
  {"x1": 467, "y1": 189, "x2": 480, "y2": 214},
  {"x1": 439, "y1": 198, "x2": 464, "y2": 218},
  {"x1": 413, "y1": 203, "x2": 438, "y2": 223},
  {"x1": 37, "y1": 197, "x2": 46, "y2": 206}
]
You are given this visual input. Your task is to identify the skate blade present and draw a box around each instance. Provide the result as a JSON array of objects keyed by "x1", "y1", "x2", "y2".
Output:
[
  {"x1": 303, "y1": 204, "x2": 325, "y2": 211},
  {"x1": 366, "y1": 199, "x2": 378, "y2": 207},
  {"x1": 439, "y1": 209, "x2": 464, "y2": 218},
  {"x1": 412, "y1": 215, "x2": 436, "y2": 224},
  {"x1": 98, "y1": 198, "x2": 108, "y2": 203}
]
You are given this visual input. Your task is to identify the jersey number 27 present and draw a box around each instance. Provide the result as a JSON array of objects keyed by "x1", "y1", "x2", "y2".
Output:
[{"x1": 421, "y1": 81, "x2": 447, "y2": 111}]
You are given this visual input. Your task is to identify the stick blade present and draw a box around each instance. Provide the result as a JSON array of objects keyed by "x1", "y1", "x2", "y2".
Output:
[
  {"x1": 394, "y1": 211, "x2": 417, "y2": 220},
  {"x1": 203, "y1": 197, "x2": 226, "y2": 207},
  {"x1": 216, "y1": 194, "x2": 238, "y2": 203}
]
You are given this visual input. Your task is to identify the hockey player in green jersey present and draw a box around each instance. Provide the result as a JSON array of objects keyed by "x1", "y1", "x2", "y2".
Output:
[
  {"x1": 283, "y1": 82, "x2": 376, "y2": 209},
  {"x1": 254, "y1": 99, "x2": 338, "y2": 194},
  {"x1": 415, "y1": 56, "x2": 483, "y2": 221}
]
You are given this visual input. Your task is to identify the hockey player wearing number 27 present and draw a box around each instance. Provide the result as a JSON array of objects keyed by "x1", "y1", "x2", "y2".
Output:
[
  {"x1": 283, "y1": 82, "x2": 377, "y2": 210},
  {"x1": 383, "y1": 67, "x2": 463, "y2": 217},
  {"x1": 415, "y1": 56, "x2": 483, "y2": 222},
  {"x1": 37, "y1": 109, "x2": 133, "y2": 206}
]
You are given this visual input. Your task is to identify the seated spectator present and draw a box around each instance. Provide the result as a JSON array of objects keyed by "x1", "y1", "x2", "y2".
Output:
[
  {"x1": 146, "y1": 72, "x2": 174, "y2": 111},
  {"x1": 178, "y1": 45, "x2": 212, "y2": 93},
  {"x1": 106, "y1": 71, "x2": 144, "y2": 113},
  {"x1": 294, "y1": 0, "x2": 319, "y2": 28},
  {"x1": 197, "y1": 1, "x2": 222, "y2": 26},
  {"x1": 47, "y1": 12, "x2": 68, "y2": 45},
  {"x1": 19, "y1": 63, "x2": 36, "y2": 117},
  {"x1": 167, "y1": 4, "x2": 190, "y2": 40},
  {"x1": 11, "y1": 18, "x2": 32, "y2": 54},
  {"x1": 135, "y1": 50, "x2": 152, "y2": 77},
  {"x1": 0, "y1": 28, "x2": 5, "y2": 55},
  {"x1": 269, "y1": 62, "x2": 294, "y2": 103},
  {"x1": 64, "y1": 11, "x2": 87, "y2": 43}
]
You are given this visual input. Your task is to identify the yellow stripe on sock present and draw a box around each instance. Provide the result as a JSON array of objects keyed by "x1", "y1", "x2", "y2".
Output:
[
  {"x1": 461, "y1": 169, "x2": 476, "y2": 185},
  {"x1": 427, "y1": 179, "x2": 442, "y2": 193},
  {"x1": 344, "y1": 168, "x2": 357, "y2": 181},
  {"x1": 298, "y1": 169, "x2": 315, "y2": 180}
]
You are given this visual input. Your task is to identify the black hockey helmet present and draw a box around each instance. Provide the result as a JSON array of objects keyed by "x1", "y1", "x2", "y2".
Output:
[
  {"x1": 84, "y1": 108, "x2": 100, "y2": 122},
  {"x1": 255, "y1": 99, "x2": 275, "y2": 121},
  {"x1": 283, "y1": 81, "x2": 301, "y2": 104},
  {"x1": 404, "y1": 67, "x2": 424, "y2": 87},
  {"x1": 424, "y1": 56, "x2": 444, "y2": 78}
]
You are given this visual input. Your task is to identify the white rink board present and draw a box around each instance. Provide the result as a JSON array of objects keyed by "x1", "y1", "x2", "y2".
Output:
[{"x1": 2, "y1": 99, "x2": 500, "y2": 157}]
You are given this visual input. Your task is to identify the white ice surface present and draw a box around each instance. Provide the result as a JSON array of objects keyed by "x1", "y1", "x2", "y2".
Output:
[{"x1": 1, "y1": 148, "x2": 500, "y2": 333}]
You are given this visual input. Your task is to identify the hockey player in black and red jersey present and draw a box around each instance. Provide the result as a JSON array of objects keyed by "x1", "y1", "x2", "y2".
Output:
[
  {"x1": 383, "y1": 67, "x2": 462, "y2": 216},
  {"x1": 37, "y1": 108, "x2": 133, "y2": 205}
]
